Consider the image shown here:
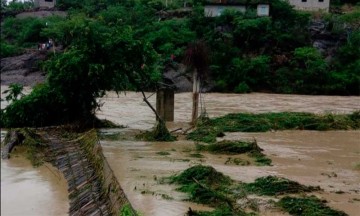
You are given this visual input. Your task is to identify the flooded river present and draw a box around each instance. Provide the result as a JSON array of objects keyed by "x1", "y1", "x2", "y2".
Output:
[
  {"x1": 98, "y1": 92, "x2": 360, "y2": 216},
  {"x1": 1, "y1": 88, "x2": 359, "y2": 215},
  {"x1": 1, "y1": 87, "x2": 69, "y2": 216},
  {"x1": 96, "y1": 92, "x2": 359, "y2": 130},
  {"x1": 0, "y1": 148, "x2": 69, "y2": 216}
]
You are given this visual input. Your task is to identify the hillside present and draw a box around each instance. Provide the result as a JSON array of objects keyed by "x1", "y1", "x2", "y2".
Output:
[{"x1": 0, "y1": 0, "x2": 359, "y2": 127}]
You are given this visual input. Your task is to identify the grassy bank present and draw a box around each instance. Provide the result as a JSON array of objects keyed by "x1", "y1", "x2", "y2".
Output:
[{"x1": 188, "y1": 112, "x2": 360, "y2": 143}]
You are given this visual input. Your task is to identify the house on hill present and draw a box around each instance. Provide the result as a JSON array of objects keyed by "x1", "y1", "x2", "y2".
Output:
[
  {"x1": 204, "y1": 0, "x2": 330, "y2": 17},
  {"x1": 34, "y1": 0, "x2": 56, "y2": 8},
  {"x1": 204, "y1": 0, "x2": 270, "y2": 17},
  {"x1": 288, "y1": 0, "x2": 330, "y2": 12}
]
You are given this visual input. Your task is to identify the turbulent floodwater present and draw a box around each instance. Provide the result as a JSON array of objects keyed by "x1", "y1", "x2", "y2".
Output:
[
  {"x1": 1, "y1": 87, "x2": 69, "y2": 216},
  {"x1": 96, "y1": 91, "x2": 360, "y2": 130},
  {"x1": 1, "y1": 88, "x2": 360, "y2": 215},
  {"x1": 98, "y1": 91, "x2": 360, "y2": 216},
  {"x1": 0, "y1": 148, "x2": 69, "y2": 216}
]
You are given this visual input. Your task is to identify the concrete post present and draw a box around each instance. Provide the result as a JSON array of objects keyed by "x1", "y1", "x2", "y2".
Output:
[{"x1": 156, "y1": 89, "x2": 174, "y2": 122}]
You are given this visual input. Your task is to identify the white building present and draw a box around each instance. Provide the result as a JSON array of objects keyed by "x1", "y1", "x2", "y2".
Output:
[
  {"x1": 204, "y1": 1, "x2": 270, "y2": 17},
  {"x1": 287, "y1": 0, "x2": 330, "y2": 12},
  {"x1": 34, "y1": 0, "x2": 56, "y2": 8}
]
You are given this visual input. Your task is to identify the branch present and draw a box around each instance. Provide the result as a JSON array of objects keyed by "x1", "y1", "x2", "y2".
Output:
[{"x1": 140, "y1": 90, "x2": 164, "y2": 124}]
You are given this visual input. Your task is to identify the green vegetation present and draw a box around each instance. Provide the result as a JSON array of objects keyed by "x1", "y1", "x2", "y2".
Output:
[
  {"x1": 197, "y1": 140, "x2": 261, "y2": 154},
  {"x1": 156, "y1": 151, "x2": 170, "y2": 156},
  {"x1": 0, "y1": 16, "x2": 65, "y2": 58},
  {"x1": 119, "y1": 204, "x2": 138, "y2": 216},
  {"x1": 277, "y1": 196, "x2": 347, "y2": 216},
  {"x1": 189, "y1": 153, "x2": 204, "y2": 158},
  {"x1": 1, "y1": 13, "x2": 160, "y2": 128},
  {"x1": 196, "y1": 140, "x2": 272, "y2": 165},
  {"x1": 1, "y1": 0, "x2": 359, "y2": 127},
  {"x1": 188, "y1": 112, "x2": 360, "y2": 143},
  {"x1": 136, "y1": 122, "x2": 176, "y2": 141},
  {"x1": 187, "y1": 207, "x2": 246, "y2": 216},
  {"x1": 2, "y1": 83, "x2": 24, "y2": 103},
  {"x1": 168, "y1": 165, "x2": 344, "y2": 215},
  {"x1": 248, "y1": 151, "x2": 272, "y2": 166},
  {"x1": 243, "y1": 176, "x2": 320, "y2": 196},
  {"x1": 1, "y1": 0, "x2": 34, "y2": 14},
  {"x1": 169, "y1": 165, "x2": 233, "y2": 207},
  {"x1": 224, "y1": 157, "x2": 250, "y2": 166}
]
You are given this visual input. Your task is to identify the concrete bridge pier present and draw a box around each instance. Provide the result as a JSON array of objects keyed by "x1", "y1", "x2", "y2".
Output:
[{"x1": 156, "y1": 89, "x2": 174, "y2": 122}]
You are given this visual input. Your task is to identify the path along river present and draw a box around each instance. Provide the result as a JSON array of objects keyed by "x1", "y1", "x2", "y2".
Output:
[{"x1": 1, "y1": 88, "x2": 360, "y2": 215}]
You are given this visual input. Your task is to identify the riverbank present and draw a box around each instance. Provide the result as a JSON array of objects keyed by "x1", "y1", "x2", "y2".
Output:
[
  {"x1": 1, "y1": 144, "x2": 69, "y2": 216},
  {"x1": 1, "y1": 128, "x2": 135, "y2": 216}
]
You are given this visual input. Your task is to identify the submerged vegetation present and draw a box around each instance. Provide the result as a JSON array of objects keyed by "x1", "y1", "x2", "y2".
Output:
[
  {"x1": 196, "y1": 140, "x2": 272, "y2": 166},
  {"x1": 169, "y1": 165, "x2": 347, "y2": 216},
  {"x1": 196, "y1": 140, "x2": 261, "y2": 154},
  {"x1": 278, "y1": 196, "x2": 347, "y2": 216},
  {"x1": 243, "y1": 176, "x2": 321, "y2": 196},
  {"x1": 188, "y1": 112, "x2": 360, "y2": 143},
  {"x1": 136, "y1": 122, "x2": 176, "y2": 141},
  {"x1": 169, "y1": 165, "x2": 233, "y2": 207}
]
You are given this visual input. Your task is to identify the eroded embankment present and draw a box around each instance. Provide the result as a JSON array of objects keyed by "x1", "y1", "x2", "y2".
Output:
[{"x1": 2, "y1": 128, "x2": 135, "y2": 216}]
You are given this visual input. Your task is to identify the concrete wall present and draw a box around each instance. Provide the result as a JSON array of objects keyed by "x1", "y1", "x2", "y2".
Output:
[
  {"x1": 156, "y1": 89, "x2": 174, "y2": 122},
  {"x1": 288, "y1": 0, "x2": 330, "y2": 12},
  {"x1": 34, "y1": 0, "x2": 56, "y2": 8},
  {"x1": 204, "y1": 5, "x2": 246, "y2": 17}
]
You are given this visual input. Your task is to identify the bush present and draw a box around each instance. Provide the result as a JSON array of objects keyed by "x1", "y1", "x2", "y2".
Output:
[{"x1": 0, "y1": 40, "x2": 22, "y2": 58}]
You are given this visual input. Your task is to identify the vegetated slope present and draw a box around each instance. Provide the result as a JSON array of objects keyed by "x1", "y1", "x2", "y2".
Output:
[{"x1": 1, "y1": 0, "x2": 359, "y2": 127}]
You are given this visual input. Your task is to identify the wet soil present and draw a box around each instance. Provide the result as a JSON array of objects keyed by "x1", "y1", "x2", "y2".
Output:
[{"x1": 1, "y1": 52, "x2": 47, "y2": 87}]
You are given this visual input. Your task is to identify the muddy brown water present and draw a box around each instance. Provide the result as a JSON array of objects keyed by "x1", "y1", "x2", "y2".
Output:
[
  {"x1": 98, "y1": 91, "x2": 360, "y2": 216},
  {"x1": 1, "y1": 87, "x2": 69, "y2": 216},
  {"x1": 1, "y1": 148, "x2": 69, "y2": 216},
  {"x1": 1, "y1": 88, "x2": 360, "y2": 215},
  {"x1": 96, "y1": 91, "x2": 359, "y2": 130}
]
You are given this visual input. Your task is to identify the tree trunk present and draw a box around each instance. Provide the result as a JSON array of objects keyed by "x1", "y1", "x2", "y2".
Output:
[
  {"x1": 2, "y1": 130, "x2": 23, "y2": 159},
  {"x1": 192, "y1": 70, "x2": 200, "y2": 124},
  {"x1": 141, "y1": 90, "x2": 164, "y2": 124}
]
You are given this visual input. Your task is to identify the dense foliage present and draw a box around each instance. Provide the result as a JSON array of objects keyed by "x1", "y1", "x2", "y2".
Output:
[
  {"x1": 1, "y1": 0, "x2": 359, "y2": 127},
  {"x1": 1, "y1": 13, "x2": 160, "y2": 127}
]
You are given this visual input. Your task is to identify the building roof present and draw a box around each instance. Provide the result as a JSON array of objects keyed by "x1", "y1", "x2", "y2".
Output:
[{"x1": 205, "y1": 0, "x2": 270, "y2": 6}]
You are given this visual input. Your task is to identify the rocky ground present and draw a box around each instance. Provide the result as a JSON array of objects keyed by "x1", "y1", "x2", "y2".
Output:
[{"x1": 1, "y1": 51, "x2": 47, "y2": 87}]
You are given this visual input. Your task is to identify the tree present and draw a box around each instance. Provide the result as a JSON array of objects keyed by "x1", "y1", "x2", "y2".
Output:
[
  {"x1": 2, "y1": 84, "x2": 24, "y2": 103},
  {"x1": 1, "y1": 15, "x2": 160, "y2": 127}
]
